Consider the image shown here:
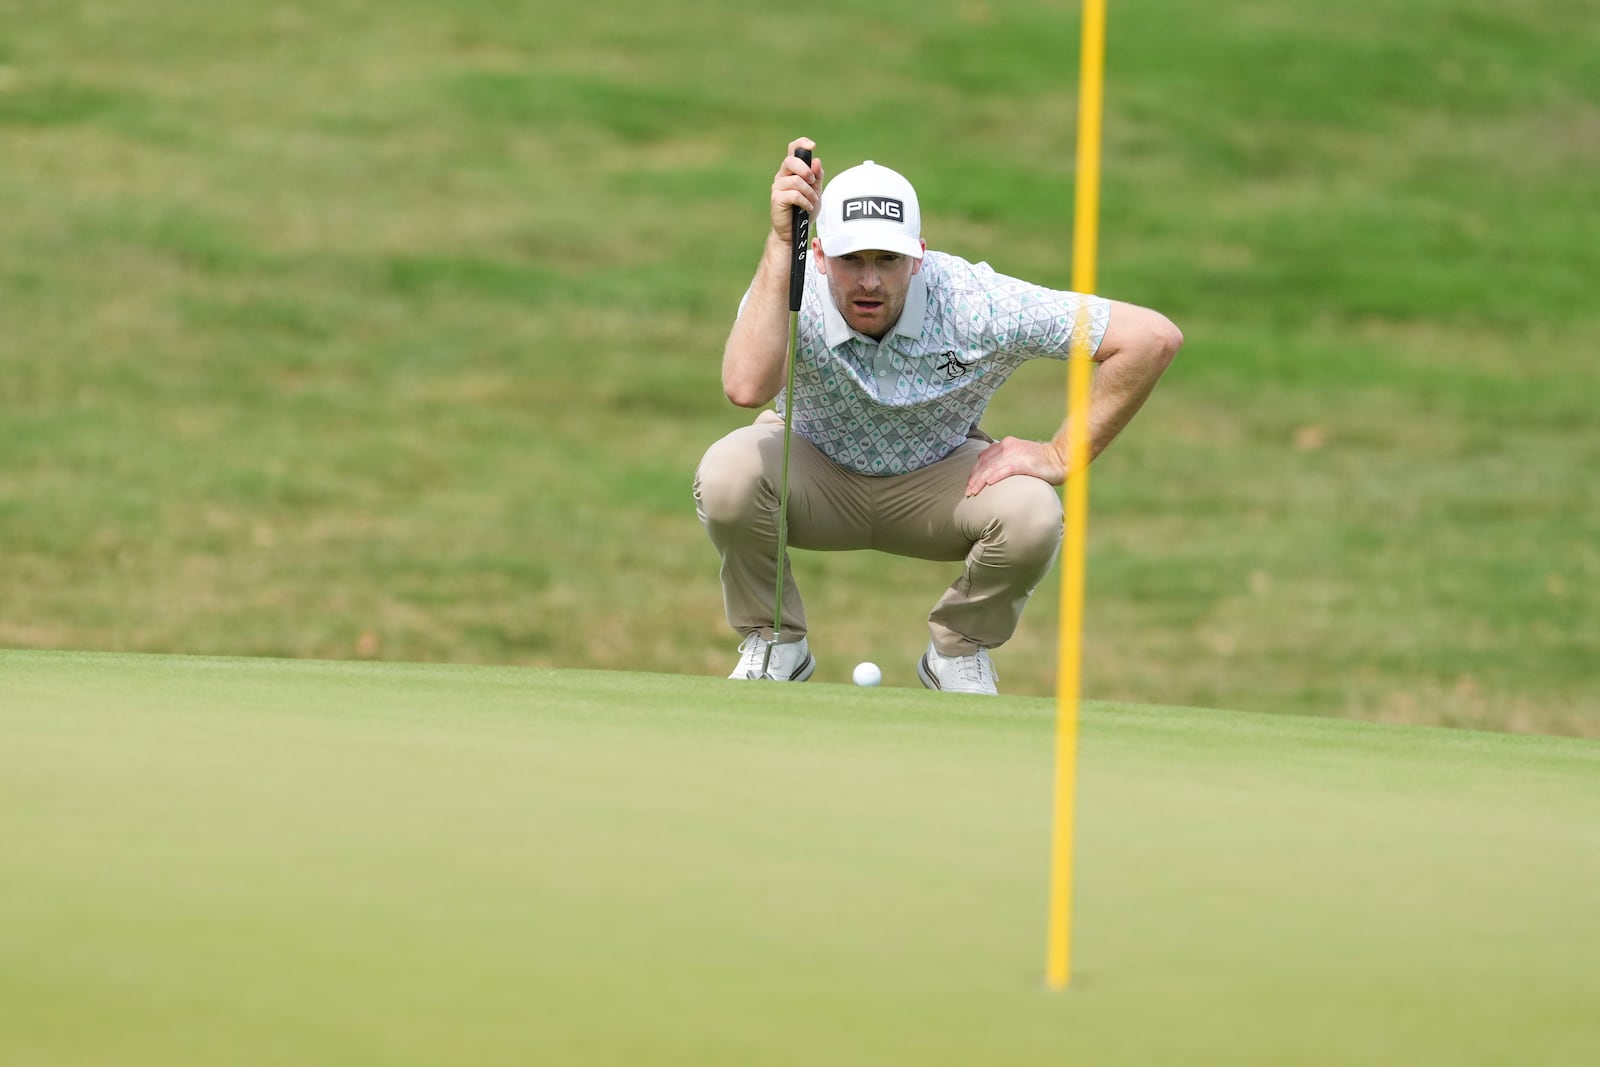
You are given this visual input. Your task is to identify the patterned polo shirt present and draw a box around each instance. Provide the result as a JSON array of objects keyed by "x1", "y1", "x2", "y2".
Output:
[{"x1": 763, "y1": 250, "x2": 1112, "y2": 476}]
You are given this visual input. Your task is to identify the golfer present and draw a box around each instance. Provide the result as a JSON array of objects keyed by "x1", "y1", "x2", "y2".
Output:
[{"x1": 694, "y1": 137, "x2": 1183, "y2": 694}]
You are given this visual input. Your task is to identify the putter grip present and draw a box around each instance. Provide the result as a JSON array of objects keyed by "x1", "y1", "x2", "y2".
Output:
[{"x1": 788, "y1": 147, "x2": 812, "y2": 312}]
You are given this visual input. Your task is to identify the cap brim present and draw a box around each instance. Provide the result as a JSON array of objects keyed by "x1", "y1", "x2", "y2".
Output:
[{"x1": 819, "y1": 231, "x2": 924, "y2": 259}]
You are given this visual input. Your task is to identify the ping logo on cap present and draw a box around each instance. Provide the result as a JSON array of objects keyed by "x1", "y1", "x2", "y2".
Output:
[{"x1": 842, "y1": 196, "x2": 905, "y2": 223}]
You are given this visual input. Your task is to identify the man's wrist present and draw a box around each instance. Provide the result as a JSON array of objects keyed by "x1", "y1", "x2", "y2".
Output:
[
  {"x1": 1047, "y1": 438, "x2": 1071, "y2": 480},
  {"x1": 765, "y1": 230, "x2": 793, "y2": 260},
  {"x1": 757, "y1": 234, "x2": 795, "y2": 291}
]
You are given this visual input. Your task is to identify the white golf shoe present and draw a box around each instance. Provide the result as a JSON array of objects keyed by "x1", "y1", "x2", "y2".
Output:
[
  {"x1": 728, "y1": 634, "x2": 816, "y2": 682},
  {"x1": 916, "y1": 642, "x2": 999, "y2": 696}
]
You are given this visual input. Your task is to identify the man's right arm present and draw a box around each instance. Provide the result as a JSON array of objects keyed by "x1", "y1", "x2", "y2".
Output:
[
  {"x1": 721, "y1": 138, "x2": 823, "y2": 408},
  {"x1": 721, "y1": 235, "x2": 798, "y2": 407}
]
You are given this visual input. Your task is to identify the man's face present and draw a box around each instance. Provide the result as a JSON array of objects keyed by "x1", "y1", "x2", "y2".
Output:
[{"x1": 816, "y1": 246, "x2": 923, "y2": 340}]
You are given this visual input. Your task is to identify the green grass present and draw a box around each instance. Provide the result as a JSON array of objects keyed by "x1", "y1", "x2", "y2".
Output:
[
  {"x1": 1, "y1": 1, "x2": 1597, "y2": 733},
  {"x1": 3, "y1": 650, "x2": 1597, "y2": 1065}
]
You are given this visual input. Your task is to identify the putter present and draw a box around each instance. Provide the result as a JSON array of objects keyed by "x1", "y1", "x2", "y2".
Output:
[{"x1": 760, "y1": 145, "x2": 812, "y2": 679}]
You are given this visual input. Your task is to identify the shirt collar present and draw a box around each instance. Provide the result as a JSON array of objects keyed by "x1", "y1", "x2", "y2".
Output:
[{"x1": 820, "y1": 268, "x2": 928, "y2": 348}]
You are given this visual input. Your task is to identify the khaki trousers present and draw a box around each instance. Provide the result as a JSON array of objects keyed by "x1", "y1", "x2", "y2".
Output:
[{"x1": 693, "y1": 411, "x2": 1063, "y2": 655}]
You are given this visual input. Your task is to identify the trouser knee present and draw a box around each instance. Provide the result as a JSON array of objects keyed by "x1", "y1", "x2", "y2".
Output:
[
  {"x1": 693, "y1": 434, "x2": 773, "y2": 528},
  {"x1": 991, "y1": 488, "x2": 1064, "y2": 567}
]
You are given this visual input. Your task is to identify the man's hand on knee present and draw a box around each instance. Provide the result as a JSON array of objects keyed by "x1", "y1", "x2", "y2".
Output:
[{"x1": 965, "y1": 437, "x2": 1067, "y2": 496}]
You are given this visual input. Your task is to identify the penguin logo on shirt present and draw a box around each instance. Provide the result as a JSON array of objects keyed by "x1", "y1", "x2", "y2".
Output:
[{"x1": 935, "y1": 351, "x2": 977, "y2": 382}]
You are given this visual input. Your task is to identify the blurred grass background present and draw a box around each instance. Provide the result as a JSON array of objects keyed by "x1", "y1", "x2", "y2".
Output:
[{"x1": 2, "y1": 0, "x2": 1596, "y2": 733}]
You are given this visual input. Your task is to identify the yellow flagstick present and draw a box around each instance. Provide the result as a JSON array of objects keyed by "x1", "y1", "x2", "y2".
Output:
[{"x1": 1047, "y1": 0, "x2": 1107, "y2": 992}]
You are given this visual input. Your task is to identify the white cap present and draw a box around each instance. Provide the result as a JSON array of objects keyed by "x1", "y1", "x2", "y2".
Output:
[{"x1": 818, "y1": 160, "x2": 923, "y2": 259}]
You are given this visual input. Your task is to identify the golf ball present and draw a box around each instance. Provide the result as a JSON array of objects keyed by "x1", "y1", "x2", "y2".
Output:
[{"x1": 852, "y1": 661, "x2": 882, "y2": 687}]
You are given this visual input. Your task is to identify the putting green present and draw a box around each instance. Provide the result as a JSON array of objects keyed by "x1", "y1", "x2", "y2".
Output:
[{"x1": 3, "y1": 651, "x2": 1597, "y2": 1065}]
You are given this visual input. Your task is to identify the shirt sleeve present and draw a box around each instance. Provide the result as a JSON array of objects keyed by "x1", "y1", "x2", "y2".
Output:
[{"x1": 948, "y1": 258, "x2": 1112, "y2": 359}]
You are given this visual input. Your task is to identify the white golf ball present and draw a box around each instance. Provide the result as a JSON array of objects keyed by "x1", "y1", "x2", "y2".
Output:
[{"x1": 852, "y1": 661, "x2": 882, "y2": 687}]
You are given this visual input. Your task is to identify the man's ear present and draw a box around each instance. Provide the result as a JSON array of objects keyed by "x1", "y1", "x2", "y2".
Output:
[
  {"x1": 812, "y1": 238, "x2": 827, "y2": 273},
  {"x1": 911, "y1": 240, "x2": 927, "y2": 274}
]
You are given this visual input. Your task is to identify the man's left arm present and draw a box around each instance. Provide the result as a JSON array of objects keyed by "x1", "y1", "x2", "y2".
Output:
[{"x1": 964, "y1": 301, "x2": 1183, "y2": 495}]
